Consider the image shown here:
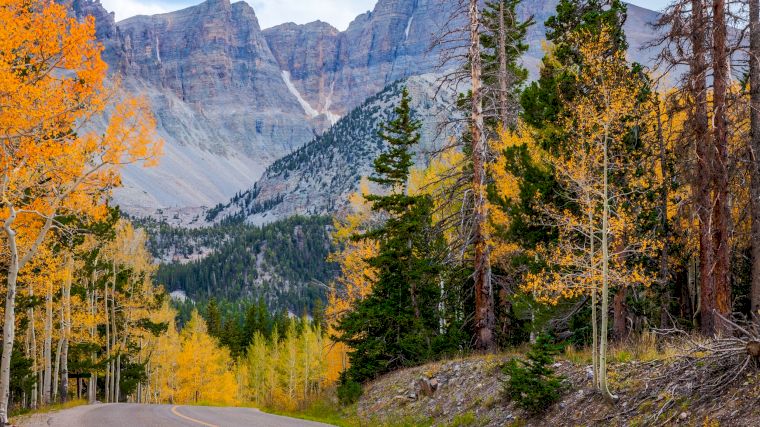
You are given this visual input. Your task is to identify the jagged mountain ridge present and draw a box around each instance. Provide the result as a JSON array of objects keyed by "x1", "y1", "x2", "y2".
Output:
[
  {"x1": 211, "y1": 3, "x2": 662, "y2": 225},
  {"x1": 66, "y1": 0, "x2": 660, "y2": 219},
  {"x1": 208, "y1": 74, "x2": 458, "y2": 224}
]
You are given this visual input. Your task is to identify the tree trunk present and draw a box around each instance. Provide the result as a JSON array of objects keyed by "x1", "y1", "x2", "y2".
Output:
[
  {"x1": 711, "y1": 0, "x2": 732, "y2": 335},
  {"x1": 689, "y1": 0, "x2": 715, "y2": 335},
  {"x1": 104, "y1": 279, "x2": 110, "y2": 403},
  {"x1": 656, "y1": 100, "x2": 672, "y2": 328},
  {"x1": 589, "y1": 206, "x2": 599, "y2": 388},
  {"x1": 52, "y1": 336, "x2": 62, "y2": 402},
  {"x1": 87, "y1": 282, "x2": 97, "y2": 404},
  {"x1": 115, "y1": 354, "x2": 121, "y2": 403},
  {"x1": 469, "y1": 0, "x2": 496, "y2": 352},
  {"x1": 28, "y1": 306, "x2": 37, "y2": 410},
  {"x1": 110, "y1": 265, "x2": 118, "y2": 404},
  {"x1": 497, "y1": 0, "x2": 509, "y2": 130},
  {"x1": 43, "y1": 283, "x2": 52, "y2": 405},
  {"x1": 750, "y1": 0, "x2": 760, "y2": 319},
  {"x1": 600, "y1": 125, "x2": 616, "y2": 401},
  {"x1": 59, "y1": 258, "x2": 71, "y2": 403},
  {"x1": 613, "y1": 287, "x2": 628, "y2": 341},
  {"x1": 0, "y1": 213, "x2": 20, "y2": 425}
]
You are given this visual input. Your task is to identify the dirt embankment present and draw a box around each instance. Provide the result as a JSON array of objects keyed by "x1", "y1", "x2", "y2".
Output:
[{"x1": 357, "y1": 353, "x2": 760, "y2": 426}]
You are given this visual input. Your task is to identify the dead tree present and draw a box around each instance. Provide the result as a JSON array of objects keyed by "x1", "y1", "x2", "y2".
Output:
[{"x1": 749, "y1": 0, "x2": 760, "y2": 318}]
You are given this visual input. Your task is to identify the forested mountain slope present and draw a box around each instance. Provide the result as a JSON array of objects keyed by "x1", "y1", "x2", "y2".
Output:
[
  {"x1": 208, "y1": 74, "x2": 458, "y2": 224},
  {"x1": 138, "y1": 216, "x2": 336, "y2": 313}
]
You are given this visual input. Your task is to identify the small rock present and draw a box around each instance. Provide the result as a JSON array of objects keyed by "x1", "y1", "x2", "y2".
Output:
[
  {"x1": 585, "y1": 366, "x2": 594, "y2": 380},
  {"x1": 407, "y1": 392, "x2": 418, "y2": 400},
  {"x1": 679, "y1": 412, "x2": 688, "y2": 420},
  {"x1": 553, "y1": 362, "x2": 563, "y2": 368},
  {"x1": 417, "y1": 378, "x2": 435, "y2": 397},
  {"x1": 429, "y1": 378, "x2": 439, "y2": 390}
]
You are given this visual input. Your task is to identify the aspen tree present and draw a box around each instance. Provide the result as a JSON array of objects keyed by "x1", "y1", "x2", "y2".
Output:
[
  {"x1": 0, "y1": 1, "x2": 161, "y2": 420},
  {"x1": 521, "y1": 27, "x2": 656, "y2": 400}
]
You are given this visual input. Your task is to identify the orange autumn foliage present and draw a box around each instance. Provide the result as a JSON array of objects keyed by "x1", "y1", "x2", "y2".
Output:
[
  {"x1": 0, "y1": 1, "x2": 161, "y2": 420},
  {"x1": 0, "y1": 0, "x2": 162, "y2": 259}
]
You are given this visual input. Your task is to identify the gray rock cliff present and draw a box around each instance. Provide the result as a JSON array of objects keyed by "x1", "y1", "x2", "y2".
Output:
[{"x1": 63, "y1": 0, "x2": 662, "y2": 218}]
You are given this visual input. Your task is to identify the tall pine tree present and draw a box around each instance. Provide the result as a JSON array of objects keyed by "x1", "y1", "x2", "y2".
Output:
[{"x1": 334, "y1": 88, "x2": 447, "y2": 382}]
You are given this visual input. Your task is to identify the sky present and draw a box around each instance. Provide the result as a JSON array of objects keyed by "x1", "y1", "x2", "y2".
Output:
[{"x1": 101, "y1": 0, "x2": 672, "y2": 31}]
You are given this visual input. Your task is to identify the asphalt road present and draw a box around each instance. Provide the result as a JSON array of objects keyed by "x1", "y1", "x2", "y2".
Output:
[{"x1": 15, "y1": 403, "x2": 335, "y2": 427}]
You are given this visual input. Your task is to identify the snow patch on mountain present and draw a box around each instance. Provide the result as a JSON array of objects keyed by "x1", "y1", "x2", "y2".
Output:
[{"x1": 282, "y1": 70, "x2": 321, "y2": 118}]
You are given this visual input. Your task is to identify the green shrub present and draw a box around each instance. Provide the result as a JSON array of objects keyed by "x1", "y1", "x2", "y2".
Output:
[
  {"x1": 337, "y1": 372, "x2": 363, "y2": 405},
  {"x1": 503, "y1": 334, "x2": 565, "y2": 414}
]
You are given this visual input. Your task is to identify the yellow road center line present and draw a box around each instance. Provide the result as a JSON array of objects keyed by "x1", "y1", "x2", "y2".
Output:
[{"x1": 170, "y1": 405, "x2": 219, "y2": 427}]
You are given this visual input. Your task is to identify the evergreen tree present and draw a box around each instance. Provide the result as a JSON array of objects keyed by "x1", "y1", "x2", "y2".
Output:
[
  {"x1": 521, "y1": 0, "x2": 628, "y2": 149},
  {"x1": 488, "y1": 0, "x2": 633, "y2": 345},
  {"x1": 480, "y1": 0, "x2": 534, "y2": 130},
  {"x1": 503, "y1": 334, "x2": 565, "y2": 413},
  {"x1": 220, "y1": 318, "x2": 244, "y2": 358},
  {"x1": 335, "y1": 88, "x2": 447, "y2": 383},
  {"x1": 243, "y1": 298, "x2": 273, "y2": 347},
  {"x1": 204, "y1": 298, "x2": 222, "y2": 339}
]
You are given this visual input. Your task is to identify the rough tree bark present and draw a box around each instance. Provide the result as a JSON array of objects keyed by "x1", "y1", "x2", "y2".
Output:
[
  {"x1": 710, "y1": 0, "x2": 732, "y2": 335},
  {"x1": 749, "y1": 0, "x2": 760, "y2": 318},
  {"x1": 656, "y1": 99, "x2": 672, "y2": 328},
  {"x1": 469, "y1": 0, "x2": 496, "y2": 352},
  {"x1": 689, "y1": 0, "x2": 715, "y2": 336},
  {"x1": 613, "y1": 287, "x2": 629, "y2": 341}
]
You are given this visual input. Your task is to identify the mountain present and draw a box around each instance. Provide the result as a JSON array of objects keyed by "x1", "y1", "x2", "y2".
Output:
[
  {"x1": 207, "y1": 74, "x2": 457, "y2": 224},
  {"x1": 208, "y1": 3, "x2": 664, "y2": 225},
  {"x1": 65, "y1": 0, "x2": 662, "y2": 219}
]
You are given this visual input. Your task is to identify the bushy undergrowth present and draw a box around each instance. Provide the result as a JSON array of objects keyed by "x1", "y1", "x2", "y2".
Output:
[{"x1": 337, "y1": 372, "x2": 363, "y2": 405}]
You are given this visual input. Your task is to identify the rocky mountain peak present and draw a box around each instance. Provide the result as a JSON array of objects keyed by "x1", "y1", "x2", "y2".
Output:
[{"x1": 59, "y1": 0, "x2": 662, "y2": 218}]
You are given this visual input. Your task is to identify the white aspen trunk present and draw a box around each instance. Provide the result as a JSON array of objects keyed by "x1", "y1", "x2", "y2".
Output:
[
  {"x1": 43, "y1": 283, "x2": 53, "y2": 405},
  {"x1": 303, "y1": 331, "x2": 310, "y2": 401},
  {"x1": 104, "y1": 276, "x2": 110, "y2": 403},
  {"x1": 0, "y1": 208, "x2": 55, "y2": 423},
  {"x1": 28, "y1": 306, "x2": 37, "y2": 410},
  {"x1": 23, "y1": 322, "x2": 29, "y2": 409},
  {"x1": 52, "y1": 336, "x2": 62, "y2": 402},
  {"x1": 600, "y1": 125, "x2": 617, "y2": 401},
  {"x1": 87, "y1": 283, "x2": 97, "y2": 404},
  {"x1": 137, "y1": 339, "x2": 142, "y2": 404},
  {"x1": 60, "y1": 263, "x2": 71, "y2": 403},
  {"x1": 110, "y1": 264, "x2": 117, "y2": 404},
  {"x1": 0, "y1": 213, "x2": 20, "y2": 424},
  {"x1": 589, "y1": 206, "x2": 599, "y2": 388},
  {"x1": 115, "y1": 354, "x2": 121, "y2": 403}
]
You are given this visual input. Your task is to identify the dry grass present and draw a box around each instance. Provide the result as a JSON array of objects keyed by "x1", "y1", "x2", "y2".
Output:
[{"x1": 561, "y1": 330, "x2": 680, "y2": 366}]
